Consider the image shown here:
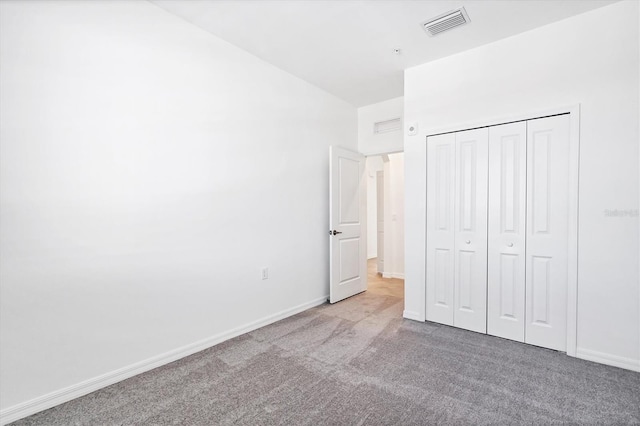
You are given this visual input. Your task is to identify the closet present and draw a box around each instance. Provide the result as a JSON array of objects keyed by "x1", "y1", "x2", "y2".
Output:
[{"x1": 426, "y1": 114, "x2": 570, "y2": 351}]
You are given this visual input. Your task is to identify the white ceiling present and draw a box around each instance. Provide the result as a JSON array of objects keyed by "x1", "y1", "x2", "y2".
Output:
[{"x1": 150, "y1": 0, "x2": 618, "y2": 107}]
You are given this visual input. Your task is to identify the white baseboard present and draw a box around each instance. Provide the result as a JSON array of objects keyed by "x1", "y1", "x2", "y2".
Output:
[
  {"x1": 0, "y1": 296, "x2": 328, "y2": 425},
  {"x1": 403, "y1": 310, "x2": 424, "y2": 322},
  {"x1": 382, "y1": 272, "x2": 405, "y2": 279},
  {"x1": 575, "y1": 347, "x2": 640, "y2": 372}
]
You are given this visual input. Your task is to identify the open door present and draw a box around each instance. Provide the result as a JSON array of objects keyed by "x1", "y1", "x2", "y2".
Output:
[{"x1": 329, "y1": 146, "x2": 366, "y2": 303}]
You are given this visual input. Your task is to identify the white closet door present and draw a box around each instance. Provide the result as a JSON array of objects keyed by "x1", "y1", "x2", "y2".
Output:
[
  {"x1": 426, "y1": 132, "x2": 456, "y2": 326},
  {"x1": 487, "y1": 122, "x2": 527, "y2": 342},
  {"x1": 525, "y1": 114, "x2": 570, "y2": 351},
  {"x1": 453, "y1": 128, "x2": 488, "y2": 333}
]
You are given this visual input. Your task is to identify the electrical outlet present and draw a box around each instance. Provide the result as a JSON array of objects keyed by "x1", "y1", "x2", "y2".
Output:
[{"x1": 261, "y1": 267, "x2": 269, "y2": 280}]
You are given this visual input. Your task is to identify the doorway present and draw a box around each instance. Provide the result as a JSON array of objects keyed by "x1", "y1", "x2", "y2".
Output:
[
  {"x1": 328, "y1": 147, "x2": 405, "y2": 303},
  {"x1": 366, "y1": 153, "x2": 405, "y2": 293}
]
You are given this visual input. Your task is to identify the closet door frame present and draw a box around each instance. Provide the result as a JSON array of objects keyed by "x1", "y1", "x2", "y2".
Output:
[{"x1": 424, "y1": 104, "x2": 580, "y2": 357}]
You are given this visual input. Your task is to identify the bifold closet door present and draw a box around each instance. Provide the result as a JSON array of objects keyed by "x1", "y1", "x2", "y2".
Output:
[
  {"x1": 487, "y1": 122, "x2": 527, "y2": 342},
  {"x1": 426, "y1": 132, "x2": 456, "y2": 326},
  {"x1": 426, "y1": 128, "x2": 488, "y2": 333},
  {"x1": 453, "y1": 128, "x2": 488, "y2": 333},
  {"x1": 525, "y1": 114, "x2": 570, "y2": 351},
  {"x1": 428, "y1": 114, "x2": 571, "y2": 350}
]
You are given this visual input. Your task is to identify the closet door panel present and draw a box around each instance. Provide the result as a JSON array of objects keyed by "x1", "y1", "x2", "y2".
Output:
[
  {"x1": 525, "y1": 115, "x2": 570, "y2": 351},
  {"x1": 453, "y1": 128, "x2": 488, "y2": 333},
  {"x1": 426, "y1": 133, "x2": 455, "y2": 326},
  {"x1": 487, "y1": 122, "x2": 527, "y2": 342}
]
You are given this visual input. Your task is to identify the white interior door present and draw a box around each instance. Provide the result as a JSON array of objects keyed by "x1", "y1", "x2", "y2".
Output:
[
  {"x1": 329, "y1": 146, "x2": 366, "y2": 304},
  {"x1": 426, "y1": 132, "x2": 456, "y2": 326},
  {"x1": 525, "y1": 114, "x2": 570, "y2": 351},
  {"x1": 453, "y1": 128, "x2": 489, "y2": 333},
  {"x1": 487, "y1": 122, "x2": 527, "y2": 342}
]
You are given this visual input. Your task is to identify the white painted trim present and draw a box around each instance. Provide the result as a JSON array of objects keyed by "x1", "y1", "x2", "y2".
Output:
[
  {"x1": 576, "y1": 347, "x2": 640, "y2": 372},
  {"x1": 382, "y1": 272, "x2": 405, "y2": 279},
  {"x1": 637, "y1": 0, "x2": 640, "y2": 389},
  {"x1": 0, "y1": 296, "x2": 328, "y2": 425},
  {"x1": 565, "y1": 104, "x2": 580, "y2": 357},
  {"x1": 403, "y1": 310, "x2": 423, "y2": 321},
  {"x1": 423, "y1": 104, "x2": 580, "y2": 358},
  {"x1": 360, "y1": 149, "x2": 403, "y2": 157},
  {"x1": 423, "y1": 104, "x2": 581, "y2": 138}
]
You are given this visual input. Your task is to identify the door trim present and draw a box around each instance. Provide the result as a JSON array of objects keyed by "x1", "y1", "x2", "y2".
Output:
[{"x1": 422, "y1": 104, "x2": 580, "y2": 357}]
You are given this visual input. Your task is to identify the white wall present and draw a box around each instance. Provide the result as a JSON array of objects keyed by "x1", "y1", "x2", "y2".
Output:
[
  {"x1": 366, "y1": 156, "x2": 384, "y2": 259},
  {"x1": 359, "y1": 97, "x2": 405, "y2": 276},
  {"x1": 358, "y1": 96, "x2": 404, "y2": 155},
  {"x1": 404, "y1": 0, "x2": 640, "y2": 371},
  {"x1": 0, "y1": 0, "x2": 357, "y2": 417},
  {"x1": 383, "y1": 153, "x2": 405, "y2": 279}
]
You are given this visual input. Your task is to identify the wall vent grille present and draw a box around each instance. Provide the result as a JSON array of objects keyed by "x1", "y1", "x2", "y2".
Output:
[
  {"x1": 422, "y1": 7, "x2": 470, "y2": 36},
  {"x1": 374, "y1": 118, "x2": 401, "y2": 134}
]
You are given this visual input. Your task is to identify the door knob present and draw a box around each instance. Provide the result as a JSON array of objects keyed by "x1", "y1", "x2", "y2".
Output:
[
  {"x1": 507, "y1": 243, "x2": 514, "y2": 247},
  {"x1": 329, "y1": 230, "x2": 343, "y2": 235},
  {"x1": 465, "y1": 240, "x2": 471, "y2": 244}
]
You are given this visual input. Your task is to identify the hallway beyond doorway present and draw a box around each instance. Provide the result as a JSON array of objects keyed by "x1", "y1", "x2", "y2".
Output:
[{"x1": 367, "y1": 257, "x2": 403, "y2": 300}]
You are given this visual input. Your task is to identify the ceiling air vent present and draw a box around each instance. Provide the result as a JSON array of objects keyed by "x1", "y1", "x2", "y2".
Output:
[{"x1": 422, "y1": 7, "x2": 470, "y2": 37}]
